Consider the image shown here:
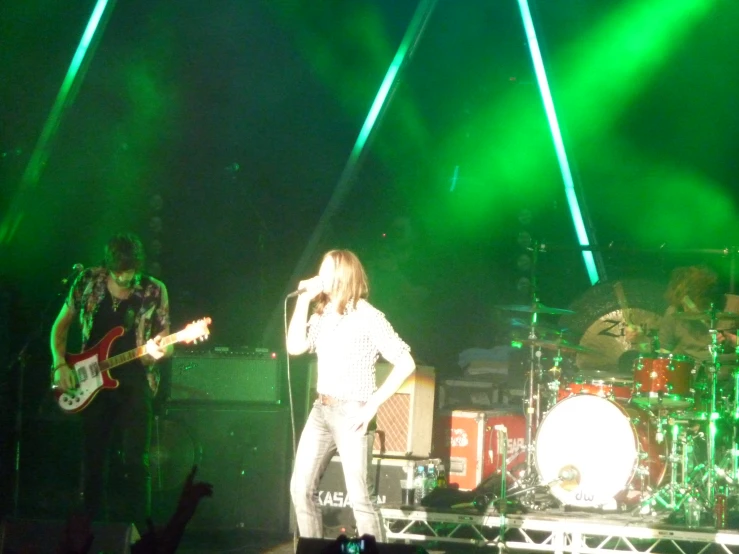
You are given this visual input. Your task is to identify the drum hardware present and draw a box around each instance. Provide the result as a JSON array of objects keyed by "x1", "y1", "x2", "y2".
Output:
[
  {"x1": 699, "y1": 307, "x2": 725, "y2": 515},
  {"x1": 635, "y1": 418, "x2": 698, "y2": 513},
  {"x1": 545, "y1": 352, "x2": 563, "y2": 413}
]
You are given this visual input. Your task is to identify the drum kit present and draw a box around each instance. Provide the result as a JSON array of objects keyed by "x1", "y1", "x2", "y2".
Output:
[{"x1": 498, "y1": 300, "x2": 739, "y2": 526}]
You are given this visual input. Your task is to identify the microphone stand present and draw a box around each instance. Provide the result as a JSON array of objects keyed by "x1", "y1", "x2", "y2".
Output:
[{"x1": 9, "y1": 271, "x2": 76, "y2": 516}]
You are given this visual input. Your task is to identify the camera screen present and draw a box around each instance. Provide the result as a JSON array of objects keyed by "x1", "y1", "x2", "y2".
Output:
[{"x1": 341, "y1": 538, "x2": 364, "y2": 554}]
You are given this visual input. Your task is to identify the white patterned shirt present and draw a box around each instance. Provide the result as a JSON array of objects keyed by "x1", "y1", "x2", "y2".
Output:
[{"x1": 308, "y1": 299, "x2": 410, "y2": 402}]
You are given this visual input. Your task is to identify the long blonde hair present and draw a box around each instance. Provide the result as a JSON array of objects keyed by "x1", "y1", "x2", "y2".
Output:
[
  {"x1": 665, "y1": 265, "x2": 717, "y2": 310},
  {"x1": 314, "y1": 249, "x2": 369, "y2": 315}
]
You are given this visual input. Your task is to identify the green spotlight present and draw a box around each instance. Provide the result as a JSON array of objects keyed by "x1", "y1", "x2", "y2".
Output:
[
  {"x1": 264, "y1": 0, "x2": 438, "y2": 344},
  {"x1": 0, "y1": 0, "x2": 117, "y2": 246},
  {"x1": 515, "y1": 0, "x2": 600, "y2": 286}
]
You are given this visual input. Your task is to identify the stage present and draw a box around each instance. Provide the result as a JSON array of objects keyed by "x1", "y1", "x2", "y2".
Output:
[{"x1": 381, "y1": 505, "x2": 739, "y2": 553}]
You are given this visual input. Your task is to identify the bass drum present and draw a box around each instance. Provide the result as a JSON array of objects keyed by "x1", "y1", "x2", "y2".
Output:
[{"x1": 535, "y1": 394, "x2": 665, "y2": 508}]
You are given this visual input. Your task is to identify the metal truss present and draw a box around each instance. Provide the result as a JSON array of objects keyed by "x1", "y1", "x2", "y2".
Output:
[{"x1": 381, "y1": 507, "x2": 739, "y2": 553}]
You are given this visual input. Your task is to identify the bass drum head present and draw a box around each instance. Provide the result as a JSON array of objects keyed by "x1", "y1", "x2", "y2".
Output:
[{"x1": 535, "y1": 394, "x2": 638, "y2": 508}]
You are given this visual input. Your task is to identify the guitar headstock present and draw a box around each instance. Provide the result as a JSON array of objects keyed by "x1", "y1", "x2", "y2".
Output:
[{"x1": 180, "y1": 317, "x2": 212, "y2": 344}]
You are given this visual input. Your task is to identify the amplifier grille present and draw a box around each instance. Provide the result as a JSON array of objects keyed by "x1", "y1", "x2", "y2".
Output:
[{"x1": 170, "y1": 355, "x2": 281, "y2": 403}]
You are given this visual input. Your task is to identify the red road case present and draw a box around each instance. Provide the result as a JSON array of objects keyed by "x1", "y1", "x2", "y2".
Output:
[{"x1": 437, "y1": 408, "x2": 526, "y2": 490}]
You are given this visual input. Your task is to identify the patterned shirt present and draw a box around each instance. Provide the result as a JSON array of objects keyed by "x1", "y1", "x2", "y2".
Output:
[
  {"x1": 66, "y1": 267, "x2": 170, "y2": 353},
  {"x1": 308, "y1": 299, "x2": 410, "y2": 402},
  {"x1": 658, "y1": 305, "x2": 712, "y2": 362}
]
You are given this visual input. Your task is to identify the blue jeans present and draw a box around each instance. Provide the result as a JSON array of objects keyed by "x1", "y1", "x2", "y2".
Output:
[{"x1": 290, "y1": 399, "x2": 382, "y2": 539}]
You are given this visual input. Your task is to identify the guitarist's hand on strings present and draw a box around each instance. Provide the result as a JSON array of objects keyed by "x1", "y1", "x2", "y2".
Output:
[
  {"x1": 143, "y1": 335, "x2": 166, "y2": 364},
  {"x1": 53, "y1": 362, "x2": 77, "y2": 392}
]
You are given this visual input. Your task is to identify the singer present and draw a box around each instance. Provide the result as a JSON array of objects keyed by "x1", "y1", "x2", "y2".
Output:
[
  {"x1": 49, "y1": 232, "x2": 172, "y2": 528},
  {"x1": 287, "y1": 249, "x2": 416, "y2": 540}
]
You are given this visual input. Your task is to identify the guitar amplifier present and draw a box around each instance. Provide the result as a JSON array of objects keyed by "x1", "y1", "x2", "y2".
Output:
[
  {"x1": 170, "y1": 351, "x2": 282, "y2": 403},
  {"x1": 307, "y1": 361, "x2": 435, "y2": 457}
]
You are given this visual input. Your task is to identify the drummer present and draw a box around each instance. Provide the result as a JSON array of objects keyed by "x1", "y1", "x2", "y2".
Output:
[{"x1": 627, "y1": 266, "x2": 738, "y2": 386}]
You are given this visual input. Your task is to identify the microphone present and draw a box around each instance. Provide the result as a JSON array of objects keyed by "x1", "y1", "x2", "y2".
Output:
[
  {"x1": 286, "y1": 286, "x2": 308, "y2": 299},
  {"x1": 61, "y1": 264, "x2": 84, "y2": 285},
  {"x1": 286, "y1": 276, "x2": 322, "y2": 299}
]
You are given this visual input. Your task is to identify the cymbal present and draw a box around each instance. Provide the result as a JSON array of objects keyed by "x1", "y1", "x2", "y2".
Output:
[
  {"x1": 497, "y1": 302, "x2": 575, "y2": 316},
  {"x1": 521, "y1": 338, "x2": 599, "y2": 354},
  {"x1": 672, "y1": 310, "x2": 739, "y2": 321},
  {"x1": 509, "y1": 318, "x2": 570, "y2": 337}
]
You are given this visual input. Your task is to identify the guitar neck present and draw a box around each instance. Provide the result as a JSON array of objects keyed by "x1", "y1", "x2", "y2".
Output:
[{"x1": 100, "y1": 332, "x2": 180, "y2": 371}]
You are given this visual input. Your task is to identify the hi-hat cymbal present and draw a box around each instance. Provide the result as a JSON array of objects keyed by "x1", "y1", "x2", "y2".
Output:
[
  {"x1": 673, "y1": 310, "x2": 739, "y2": 321},
  {"x1": 520, "y1": 338, "x2": 599, "y2": 354},
  {"x1": 509, "y1": 318, "x2": 570, "y2": 337},
  {"x1": 497, "y1": 302, "x2": 575, "y2": 316}
]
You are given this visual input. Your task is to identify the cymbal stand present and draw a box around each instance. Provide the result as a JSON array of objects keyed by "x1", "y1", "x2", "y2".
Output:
[
  {"x1": 522, "y1": 240, "x2": 543, "y2": 485},
  {"x1": 545, "y1": 348, "x2": 563, "y2": 413},
  {"x1": 523, "y1": 319, "x2": 541, "y2": 481},
  {"x1": 702, "y1": 309, "x2": 721, "y2": 512},
  {"x1": 731, "y1": 367, "x2": 739, "y2": 484},
  {"x1": 678, "y1": 306, "x2": 724, "y2": 521}
]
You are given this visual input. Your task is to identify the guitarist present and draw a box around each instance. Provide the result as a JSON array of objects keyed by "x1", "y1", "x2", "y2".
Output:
[{"x1": 49, "y1": 232, "x2": 172, "y2": 529}]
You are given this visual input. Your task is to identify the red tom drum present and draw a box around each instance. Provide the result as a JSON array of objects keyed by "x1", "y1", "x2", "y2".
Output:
[
  {"x1": 632, "y1": 353, "x2": 694, "y2": 408},
  {"x1": 558, "y1": 377, "x2": 632, "y2": 402}
]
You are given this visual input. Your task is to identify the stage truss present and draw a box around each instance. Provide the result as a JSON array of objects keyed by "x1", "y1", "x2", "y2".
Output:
[{"x1": 381, "y1": 507, "x2": 739, "y2": 553}]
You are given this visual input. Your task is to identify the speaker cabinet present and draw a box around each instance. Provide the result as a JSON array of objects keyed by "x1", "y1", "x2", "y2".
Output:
[
  {"x1": 170, "y1": 352, "x2": 282, "y2": 403},
  {"x1": 152, "y1": 404, "x2": 291, "y2": 532},
  {"x1": 0, "y1": 519, "x2": 137, "y2": 554},
  {"x1": 307, "y1": 362, "x2": 435, "y2": 457}
]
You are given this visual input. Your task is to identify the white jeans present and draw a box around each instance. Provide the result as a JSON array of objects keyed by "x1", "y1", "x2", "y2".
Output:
[{"x1": 290, "y1": 399, "x2": 382, "y2": 539}]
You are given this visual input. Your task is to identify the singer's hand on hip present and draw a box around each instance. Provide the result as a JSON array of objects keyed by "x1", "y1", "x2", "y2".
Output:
[{"x1": 350, "y1": 403, "x2": 378, "y2": 433}]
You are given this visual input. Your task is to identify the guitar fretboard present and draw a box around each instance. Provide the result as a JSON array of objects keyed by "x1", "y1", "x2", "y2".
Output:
[{"x1": 99, "y1": 332, "x2": 181, "y2": 371}]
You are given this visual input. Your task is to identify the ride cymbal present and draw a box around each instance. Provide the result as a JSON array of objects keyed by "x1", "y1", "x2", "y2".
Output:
[
  {"x1": 497, "y1": 302, "x2": 575, "y2": 316},
  {"x1": 520, "y1": 338, "x2": 600, "y2": 354},
  {"x1": 509, "y1": 318, "x2": 570, "y2": 337}
]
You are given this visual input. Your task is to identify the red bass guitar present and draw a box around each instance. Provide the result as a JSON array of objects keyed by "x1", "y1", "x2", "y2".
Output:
[{"x1": 54, "y1": 317, "x2": 211, "y2": 413}]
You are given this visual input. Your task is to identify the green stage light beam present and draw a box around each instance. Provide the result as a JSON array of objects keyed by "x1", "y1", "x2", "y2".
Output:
[
  {"x1": 263, "y1": 0, "x2": 438, "y2": 344},
  {"x1": 0, "y1": 0, "x2": 118, "y2": 247},
  {"x1": 516, "y1": 0, "x2": 601, "y2": 286}
]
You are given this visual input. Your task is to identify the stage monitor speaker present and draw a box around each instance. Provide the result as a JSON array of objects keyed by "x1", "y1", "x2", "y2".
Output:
[
  {"x1": 0, "y1": 519, "x2": 138, "y2": 554},
  {"x1": 170, "y1": 351, "x2": 282, "y2": 403},
  {"x1": 152, "y1": 404, "x2": 291, "y2": 533},
  {"x1": 307, "y1": 362, "x2": 435, "y2": 457},
  {"x1": 297, "y1": 537, "x2": 428, "y2": 554}
]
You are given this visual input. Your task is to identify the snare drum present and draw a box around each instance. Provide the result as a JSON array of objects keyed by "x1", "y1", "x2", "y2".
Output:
[
  {"x1": 632, "y1": 353, "x2": 694, "y2": 408},
  {"x1": 557, "y1": 376, "x2": 632, "y2": 402},
  {"x1": 535, "y1": 395, "x2": 665, "y2": 508}
]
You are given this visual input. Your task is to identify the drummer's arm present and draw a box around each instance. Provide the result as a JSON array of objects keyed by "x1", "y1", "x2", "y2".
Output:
[
  {"x1": 657, "y1": 312, "x2": 677, "y2": 353},
  {"x1": 721, "y1": 331, "x2": 738, "y2": 348}
]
